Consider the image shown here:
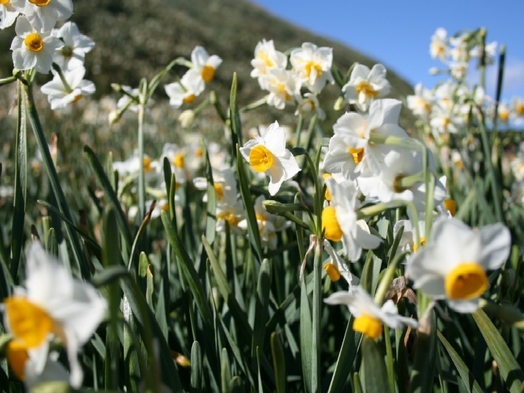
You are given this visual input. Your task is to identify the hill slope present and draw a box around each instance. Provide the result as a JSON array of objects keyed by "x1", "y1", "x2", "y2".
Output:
[{"x1": 0, "y1": 0, "x2": 415, "y2": 129}]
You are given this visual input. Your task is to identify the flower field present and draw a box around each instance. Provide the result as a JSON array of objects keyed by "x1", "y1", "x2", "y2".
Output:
[{"x1": 0, "y1": 1, "x2": 524, "y2": 392}]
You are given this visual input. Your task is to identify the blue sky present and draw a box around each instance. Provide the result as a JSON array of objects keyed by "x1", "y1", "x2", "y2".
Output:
[{"x1": 251, "y1": 0, "x2": 524, "y2": 102}]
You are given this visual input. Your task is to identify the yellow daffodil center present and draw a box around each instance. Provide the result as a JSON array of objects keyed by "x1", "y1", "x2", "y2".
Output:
[
  {"x1": 7, "y1": 340, "x2": 29, "y2": 381},
  {"x1": 4, "y1": 297, "x2": 54, "y2": 348},
  {"x1": 322, "y1": 173, "x2": 332, "y2": 202},
  {"x1": 195, "y1": 147, "x2": 203, "y2": 158},
  {"x1": 183, "y1": 94, "x2": 196, "y2": 104},
  {"x1": 143, "y1": 157, "x2": 152, "y2": 173},
  {"x1": 516, "y1": 102, "x2": 524, "y2": 116},
  {"x1": 201, "y1": 65, "x2": 215, "y2": 83},
  {"x1": 348, "y1": 147, "x2": 364, "y2": 164},
  {"x1": 249, "y1": 145, "x2": 274, "y2": 173},
  {"x1": 499, "y1": 109, "x2": 509, "y2": 122},
  {"x1": 217, "y1": 211, "x2": 240, "y2": 226},
  {"x1": 0, "y1": 0, "x2": 10, "y2": 4},
  {"x1": 304, "y1": 61, "x2": 322, "y2": 78},
  {"x1": 322, "y1": 206, "x2": 343, "y2": 242},
  {"x1": 173, "y1": 153, "x2": 185, "y2": 169},
  {"x1": 29, "y1": 0, "x2": 51, "y2": 6},
  {"x1": 445, "y1": 262, "x2": 488, "y2": 300},
  {"x1": 275, "y1": 82, "x2": 291, "y2": 101},
  {"x1": 412, "y1": 237, "x2": 426, "y2": 252},
  {"x1": 24, "y1": 33, "x2": 44, "y2": 52},
  {"x1": 259, "y1": 50, "x2": 274, "y2": 68},
  {"x1": 356, "y1": 81, "x2": 378, "y2": 99},
  {"x1": 353, "y1": 313, "x2": 383, "y2": 339},
  {"x1": 324, "y1": 262, "x2": 341, "y2": 282},
  {"x1": 444, "y1": 198, "x2": 456, "y2": 216},
  {"x1": 214, "y1": 183, "x2": 224, "y2": 201}
]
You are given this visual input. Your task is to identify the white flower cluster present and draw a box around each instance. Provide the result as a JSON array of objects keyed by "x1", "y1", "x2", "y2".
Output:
[{"x1": 5, "y1": 0, "x2": 96, "y2": 109}]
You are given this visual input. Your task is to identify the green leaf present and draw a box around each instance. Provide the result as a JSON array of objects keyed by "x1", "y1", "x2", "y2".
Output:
[
  {"x1": 84, "y1": 145, "x2": 133, "y2": 252},
  {"x1": 300, "y1": 275, "x2": 312, "y2": 393},
  {"x1": 327, "y1": 318, "x2": 360, "y2": 393},
  {"x1": 472, "y1": 309, "x2": 524, "y2": 393},
  {"x1": 410, "y1": 310, "x2": 437, "y2": 393},
  {"x1": 252, "y1": 259, "x2": 271, "y2": 354},
  {"x1": 191, "y1": 341, "x2": 203, "y2": 393},
  {"x1": 202, "y1": 235, "x2": 253, "y2": 342},
  {"x1": 437, "y1": 331, "x2": 484, "y2": 393},
  {"x1": 271, "y1": 332, "x2": 286, "y2": 393},
  {"x1": 229, "y1": 72, "x2": 243, "y2": 151},
  {"x1": 361, "y1": 337, "x2": 391, "y2": 393},
  {"x1": 235, "y1": 147, "x2": 263, "y2": 262},
  {"x1": 161, "y1": 212, "x2": 213, "y2": 329}
]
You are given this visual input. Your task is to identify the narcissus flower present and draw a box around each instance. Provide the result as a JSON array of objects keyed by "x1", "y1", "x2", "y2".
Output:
[
  {"x1": 40, "y1": 66, "x2": 95, "y2": 110},
  {"x1": 251, "y1": 39, "x2": 287, "y2": 89},
  {"x1": 240, "y1": 121, "x2": 300, "y2": 195},
  {"x1": 2, "y1": 242, "x2": 107, "y2": 387},
  {"x1": 189, "y1": 46, "x2": 222, "y2": 85},
  {"x1": 165, "y1": 68, "x2": 205, "y2": 109},
  {"x1": 406, "y1": 218, "x2": 511, "y2": 313},
  {"x1": 11, "y1": 0, "x2": 73, "y2": 32},
  {"x1": 324, "y1": 286, "x2": 418, "y2": 339},
  {"x1": 323, "y1": 177, "x2": 381, "y2": 261},
  {"x1": 290, "y1": 42, "x2": 334, "y2": 94},
  {"x1": 0, "y1": 1, "x2": 19, "y2": 30},
  {"x1": 342, "y1": 63, "x2": 391, "y2": 112},
  {"x1": 52, "y1": 21, "x2": 95, "y2": 71},
  {"x1": 10, "y1": 16, "x2": 63, "y2": 74}
]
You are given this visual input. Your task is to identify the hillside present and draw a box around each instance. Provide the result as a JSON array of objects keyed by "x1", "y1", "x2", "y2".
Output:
[{"x1": 0, "y1": 0, "x2": 416, "y2": 131}]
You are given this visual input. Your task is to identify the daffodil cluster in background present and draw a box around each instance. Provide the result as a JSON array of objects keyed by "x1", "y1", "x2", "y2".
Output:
[
  {"x1": 6, "y1": 0, "x2": 96, "y2": 110},
  {"x1": 1, "y1": 5, "x2": 524, "y2": 392}
]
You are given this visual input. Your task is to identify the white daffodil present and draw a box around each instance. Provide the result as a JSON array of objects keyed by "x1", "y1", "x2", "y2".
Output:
[
  {"x1": 295, "y1": 92, "x2": 325, "y2": 120},
  {"x1": 10, "y1": 16, "x2": 62, "y2": 74},
  {"x1": 160, "y1": 143, "x2": 189, "y2": 186},
  {"x1": 189, "y1": 46, "x2": 222, "y2": 85},
  {"x1": 0, "y1": 1, "x2": 19, "y2": 30},
  {"x1": 322, "y1": 177, "x2": 381, "y2": 261},
  {"x1": 342, "y1": 63, "x2": 391, "y2": 112},
  {"x1": 262, "y1": 68, "x2": 301, "y2": 110},
  {"x1": 2, "y1": 242, "x2": 107, "y2": 387},
  {"x1": 40, "y1": 66, "x2": 95, "y2": 110},
  {"x1": 11, "y1": 0, "x2": 72, "y2": 33},
  {"x1": 470, "y1": 41, "x2": 497, "y2": 65},
  {"x1": 322, "y1": 98, "x2": 408, "y2": 179},
  {"x1": 322, "y1": 239, "x2": 358, "y2": 286},
  {"x1": 251, "y1": 39, "x2": 287, "y2": 89},
  {"x1": 406, "y1": 218, "x2": 511, "y2": 313},
  {"x1": 52, "y1": 21, "x2": 95, "y2": 71},
  {"x1": 510, "y1": 96, "x2": 524, "y2": 125},
  {"x1": 429, "y1": 28, "x2": 448, "y2": 61},
  {"x1": 407, "y1": 83, "x2": 434, "y2": 121},
  {"x1": 164, "y1": 68, "x2": 205, "y2": 109},
  {"x1": 358, "y1": 146, "x2": 446, "y2": 211},
  {"x1": 290, "y1": 42, "x2": 334, "y2": 94},
  {"x1": 240, "y1": 121, "x2": 300, "y2": 195},
  {"x1": 324, "y1": 286, "x2": 418, "y2": 339},
  {"x1": 7, "y1": 341, "x2": 69, "y2": 389}
]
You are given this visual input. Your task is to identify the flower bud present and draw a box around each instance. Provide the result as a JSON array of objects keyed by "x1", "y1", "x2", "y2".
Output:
[{"x1": 178, "y1": 109, "x2": 196, "y2": 128}]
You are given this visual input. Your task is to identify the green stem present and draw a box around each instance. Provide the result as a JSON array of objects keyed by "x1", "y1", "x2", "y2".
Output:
[{"x1": 311, "y1": 241, "x2": 322, "y2": 392}]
